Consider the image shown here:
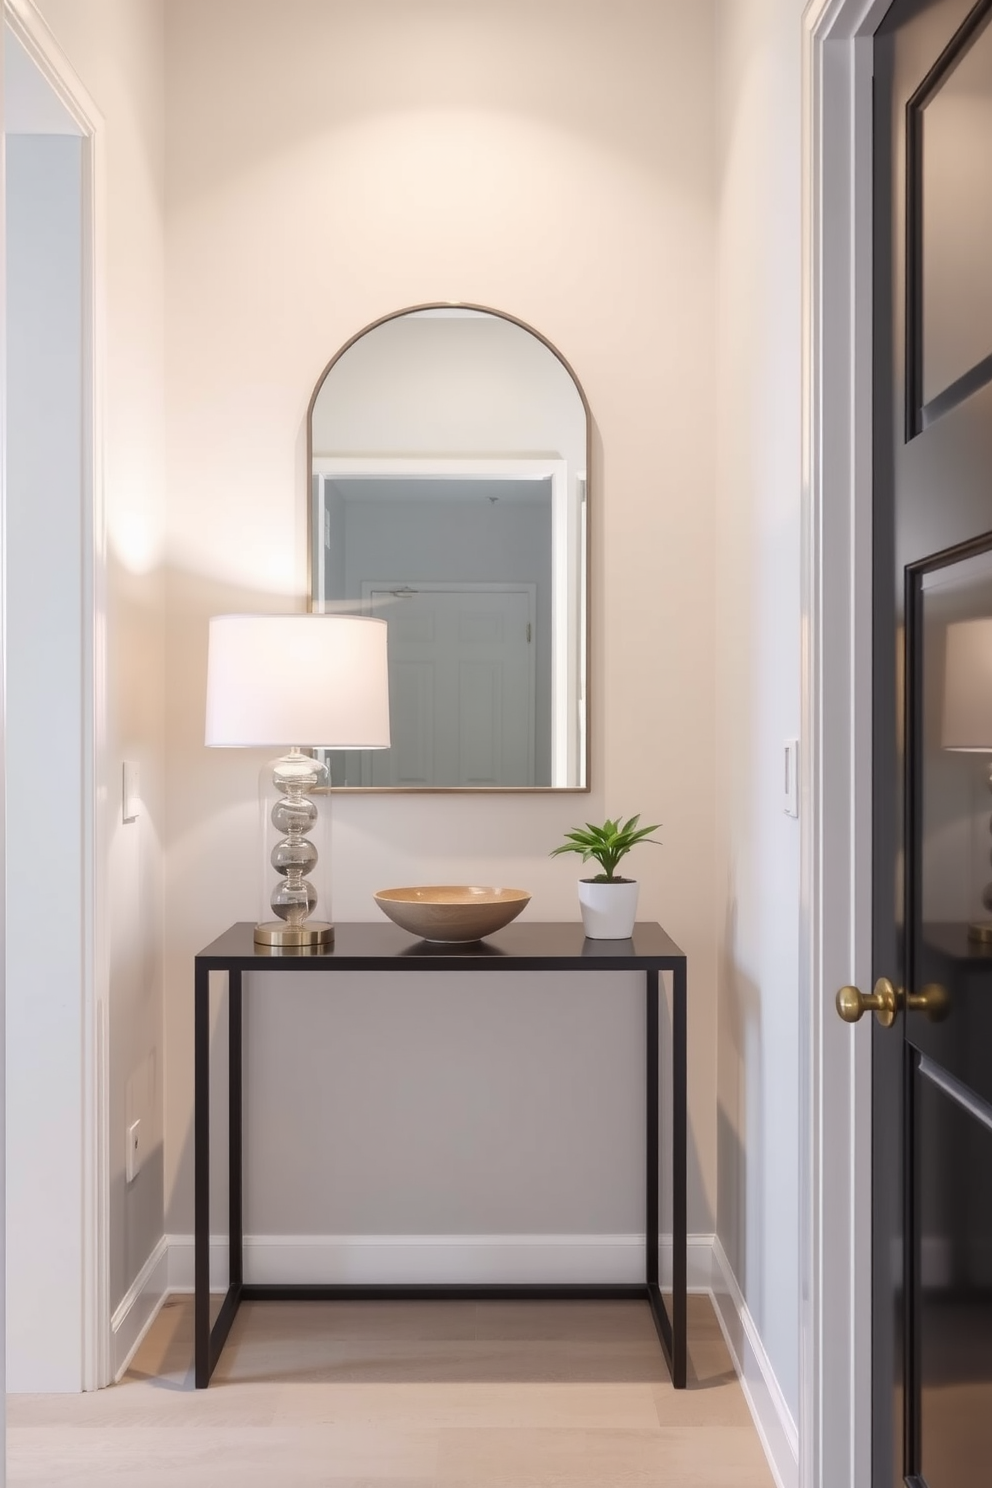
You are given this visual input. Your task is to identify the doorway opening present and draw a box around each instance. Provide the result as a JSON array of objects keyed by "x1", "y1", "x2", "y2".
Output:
[{"x1": 3, "y1": 13, "x2": 108, "y2": 1391}]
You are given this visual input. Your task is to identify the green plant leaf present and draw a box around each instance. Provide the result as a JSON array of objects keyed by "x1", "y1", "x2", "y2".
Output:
[{"x1": 549, "y1": 813, "x2": 662, "y2": 876}]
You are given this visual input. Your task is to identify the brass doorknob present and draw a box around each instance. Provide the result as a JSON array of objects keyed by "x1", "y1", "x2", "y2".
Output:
[
  {"x1": 836, "y1": 977, "x2": 899, "y2": 1028},
  {"x1": 836, "y1": 977, "x2": 949, "y2": 1027}
]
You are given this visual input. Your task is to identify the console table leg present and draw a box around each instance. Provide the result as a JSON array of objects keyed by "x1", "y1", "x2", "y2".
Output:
[
  {"x1": 194, "y1": 963, "x2": 210, "y2": 1387},
  {"x1": 672, "y1": 959, "x2": 687, "y2": 1388},
  {"x1": 646, "y1": 970, "x2": 659, "y2": 1289},
  {"x1": 229, "y1": 971, "x2": 243, "y2": 1288}
]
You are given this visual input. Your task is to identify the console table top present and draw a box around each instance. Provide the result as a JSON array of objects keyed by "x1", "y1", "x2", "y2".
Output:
[{"x1": 195, "y1": 920, "x2": 686, "y2": 972}]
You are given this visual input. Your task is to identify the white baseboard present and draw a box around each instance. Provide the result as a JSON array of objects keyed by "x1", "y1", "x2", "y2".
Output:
[
  {"x1": 110, "y1": 1235, "x2": 170, "y2": 1381},
  {"x1": 165, "y1": 1231, "x2": 718, "y2": 1291},
  {"x1": 710, "y1": 1236, "x2": 798, "y2": 1488}
]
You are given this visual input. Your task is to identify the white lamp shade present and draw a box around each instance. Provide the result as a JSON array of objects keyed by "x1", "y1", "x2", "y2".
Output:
[
  {"x1": 205, "y1": 614, "x2": 391, "y2": 748},
  {"x1": 942, "y1": 617, "x2": 992, "y2": 751}
]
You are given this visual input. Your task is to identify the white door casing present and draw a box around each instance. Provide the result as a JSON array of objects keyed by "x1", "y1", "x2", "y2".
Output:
[{"x1": 801, "y1": 2, "x2": 892, "y2": 1484}]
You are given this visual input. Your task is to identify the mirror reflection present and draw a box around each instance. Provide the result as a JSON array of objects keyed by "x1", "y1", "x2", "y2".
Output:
[
  {"x1": 308, "y1": 306, "x2": 588, "y2": 789},
  {"x1": 923, "y1": 545, "x2": 992, "y2": 932}
]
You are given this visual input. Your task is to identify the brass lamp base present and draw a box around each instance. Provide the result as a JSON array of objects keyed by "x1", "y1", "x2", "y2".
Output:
[
  {"x1": 967, "y1": 920, "x2": 992, "y2": 945},
  {"x1": 254, "y1": 920, "x2": 334, "y2": 948}
]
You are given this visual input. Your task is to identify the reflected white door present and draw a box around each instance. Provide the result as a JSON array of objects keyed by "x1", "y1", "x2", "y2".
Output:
[{"x1": 363, "y1": 585, "x2": 536, "y2": 786}]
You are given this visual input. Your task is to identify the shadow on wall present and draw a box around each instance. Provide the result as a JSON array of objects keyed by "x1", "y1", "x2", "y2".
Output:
[
  {"x1": 658, "y1": 969, "x2": 714, "y2": 1243},
  {"x1": 716, "y1": 891, "x2": 763, "y2": 1314}
]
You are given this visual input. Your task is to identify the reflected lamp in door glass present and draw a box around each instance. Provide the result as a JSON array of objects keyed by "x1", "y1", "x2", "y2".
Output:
[
  {"x1": 307, "y1": 306, "x2": 589, "y2": 791},
  {"x1": 925, "y1": 549, "x2": 992, "y2": 939}
]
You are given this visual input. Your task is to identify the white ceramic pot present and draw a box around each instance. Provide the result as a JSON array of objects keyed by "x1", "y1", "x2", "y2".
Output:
[{"x1": 577, "y1": 878, "x2": 639, "y2": 939}]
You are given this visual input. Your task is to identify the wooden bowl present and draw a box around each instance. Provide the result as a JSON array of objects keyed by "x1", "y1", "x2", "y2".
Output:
[{"x1": 373, "y1": 885, "x2": 530, "y2": 942}]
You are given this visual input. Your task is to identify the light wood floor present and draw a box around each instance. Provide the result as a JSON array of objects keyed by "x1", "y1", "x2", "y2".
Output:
[{"x1": 7, "y1": 1294, "x2": 775, "y2": 1486}]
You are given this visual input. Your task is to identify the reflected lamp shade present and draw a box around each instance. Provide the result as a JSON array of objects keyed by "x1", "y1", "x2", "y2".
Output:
[
  {"x1": 205, "y1": 613, "x2": 390, "y2": 949},
  {"x1": 942, "y1": 617, "x2": 992, "y2": 944},
  {"x1": 941, "y1": 618, "x2": 992, "y2": 752},
  {"x1": 205, "y1": 613, "x2": 391, "y2": 749}
]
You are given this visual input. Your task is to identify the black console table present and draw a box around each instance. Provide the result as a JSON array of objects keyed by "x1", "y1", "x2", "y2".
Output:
[{"x1": 194, "y1": 920, "x2": 687, "y2": 1388}]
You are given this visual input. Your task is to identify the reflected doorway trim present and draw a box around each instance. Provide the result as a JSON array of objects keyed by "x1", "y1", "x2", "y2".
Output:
[
  {"x1": 3, "y1": 0, "x2": 111, "y2": 1390},
  {"x1": 305, "y1": 304, "x2": 592, "y2": 794},
  {"x1": 801, "y1": 1, "x2": 892, "y2": 1485},
  {"x1": 312, "y1": 454, "x2": 576, "y2": 786}
]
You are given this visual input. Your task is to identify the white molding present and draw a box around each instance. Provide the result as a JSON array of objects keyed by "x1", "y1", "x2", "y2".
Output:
[
  {"x1": 800, "y1": 2, "x2": 883, "y2": 1485},
  {"x1": 711, "y1": 1238, "x2": 798, "y2": 1488},
  {"x1": 0, "y1": 15, "x2": 7, "y2": 1474},
  {"x1": 110, "y1": 1237, "x2": 170, "y2": 1382},
  {"x1": 165, "y1": 1231, "x2": 717, "y2": 1292},
  {"x1": 1, "y1": 0, "x2": 110, "y2": 1391},
  {"x1": 3, "y1": 0, "x2": 100, "y2": 131}
]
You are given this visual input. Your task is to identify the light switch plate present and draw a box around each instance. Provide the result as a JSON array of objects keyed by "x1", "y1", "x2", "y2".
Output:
[
  {"x1": 784, "y1": 738, "x2": 799, "y2": 817},
  {"x1": 126, "y1": 1119, "x2": 141, "y2": 1183},
  {"x1": 123, "y1": 760, "x2": 140, "y2": 822}
]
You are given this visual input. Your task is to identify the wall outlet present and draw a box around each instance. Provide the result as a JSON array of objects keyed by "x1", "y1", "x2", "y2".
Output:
[{"x1": 126, "y1": 1119, "x2": 142, "y2": 1183}]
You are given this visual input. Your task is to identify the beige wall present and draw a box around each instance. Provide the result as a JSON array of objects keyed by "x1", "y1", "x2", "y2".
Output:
[
  {"x1": 35, "y1": 0, "x2": 167, "y2": 1313},
  {"x1": 715, "y1": 0, "x2": 803, "y2": 1421},
  {"x1": 163, "y1": 0, "x2": 719, "y2": 1242}
]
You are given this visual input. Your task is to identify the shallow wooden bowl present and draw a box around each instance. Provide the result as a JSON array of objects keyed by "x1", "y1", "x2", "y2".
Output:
[{"x1": 373, "y1": 885, "x2": 531, "y2": 942}]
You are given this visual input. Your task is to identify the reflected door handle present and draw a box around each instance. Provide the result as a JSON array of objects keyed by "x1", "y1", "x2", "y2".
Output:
[
  {"x1": 904, "y1": 983, "x2": 949, "y2": 1021},
  {"x1": 835, "y1": 977, "x2": 949, "y2": 1027}
]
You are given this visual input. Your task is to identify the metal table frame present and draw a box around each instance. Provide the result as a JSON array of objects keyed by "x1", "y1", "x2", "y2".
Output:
[{"x1": 194, "y1": 920, "x2": 687, "y2": 1388}]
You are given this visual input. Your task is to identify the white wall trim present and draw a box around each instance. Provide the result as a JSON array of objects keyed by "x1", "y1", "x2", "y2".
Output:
[
  {"x1": 110, "y1": 1236, "x2": 170, "y2": 1382},
  {"x1": 165, "y1": 1231, "x2": 718, "y2": 1292},
  {"x1": 711, "y1": 1238, "x2": 798, "y2": 1488},
  {"x1": 2, "y1": 0, "x2": 110, "y2": 1391},
  {"x1": 800, "y1": 1, "x2": 888, "y2": 1484},
  {"x1": 0, "y1": 15, "x2": 7, "y2": 1477}
]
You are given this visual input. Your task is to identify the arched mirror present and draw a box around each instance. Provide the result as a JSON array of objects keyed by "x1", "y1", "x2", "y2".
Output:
[{"x1": 308, "y1": 305, "x2": 589, "y2": 790}]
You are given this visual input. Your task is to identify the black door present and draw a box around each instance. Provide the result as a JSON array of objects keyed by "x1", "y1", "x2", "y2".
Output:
[{"x1": 865, "y1": 1, "x2": 992, "y2": 1484}]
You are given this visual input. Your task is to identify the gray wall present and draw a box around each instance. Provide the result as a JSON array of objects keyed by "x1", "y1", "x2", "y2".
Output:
[{"x1": 233, "y1": 972, "x2": 645, "y2": 1236}]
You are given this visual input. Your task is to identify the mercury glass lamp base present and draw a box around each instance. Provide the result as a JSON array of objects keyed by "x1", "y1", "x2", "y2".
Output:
[{"x1": 254, "y1": 920, "x2": 334, "y2": 948}]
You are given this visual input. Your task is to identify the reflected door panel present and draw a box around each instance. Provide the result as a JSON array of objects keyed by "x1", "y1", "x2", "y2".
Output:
[
  {"x1": 920, "y1": 7, "x2": 992, "y2": 417},
  {"x1": 382, "y1": 661, "x2": 434, "y2": 787},
  {"x1": 917, "y1": 1061, "x2": 992, "y2": 1488},
  {"x1": 350, "y1": 587, "x2": 535, "y2": 788}
]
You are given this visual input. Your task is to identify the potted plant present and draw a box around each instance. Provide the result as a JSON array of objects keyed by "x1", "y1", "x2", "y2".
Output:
[{"x1": 551, "y1": 814, "x2": 661, "y2": 938}]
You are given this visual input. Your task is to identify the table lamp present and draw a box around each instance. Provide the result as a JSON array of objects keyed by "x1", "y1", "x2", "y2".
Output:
[
  {"x1": 205, "y1": 613, "x2": 390, "y2": 948},
  {"x1": 941, "y1": 616, "x2": 992, "y2": 943}
]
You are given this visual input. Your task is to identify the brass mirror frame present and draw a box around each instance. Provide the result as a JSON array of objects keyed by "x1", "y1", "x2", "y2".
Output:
[{"x1": 306, "y1": 302, "x2": 591, "y2": 793}]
